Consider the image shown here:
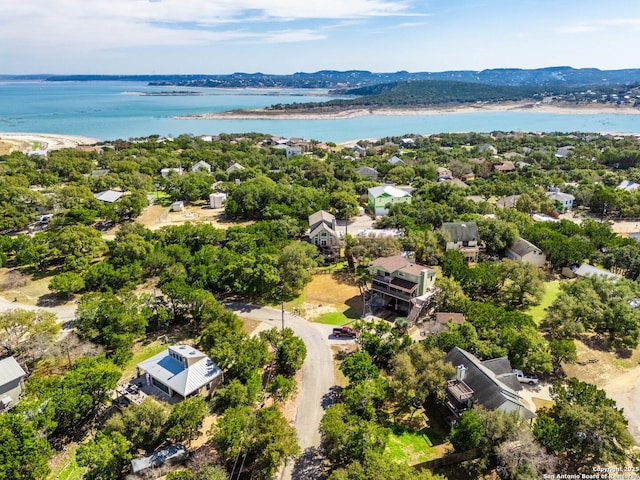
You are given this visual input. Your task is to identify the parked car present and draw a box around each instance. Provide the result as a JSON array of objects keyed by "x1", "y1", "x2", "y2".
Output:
[
  {"x1": 332, "y1": 327, "x2": 358, "y2": 338},
  {"x1": 513, "y1": 369, "x2": 538, "y2": 385}
]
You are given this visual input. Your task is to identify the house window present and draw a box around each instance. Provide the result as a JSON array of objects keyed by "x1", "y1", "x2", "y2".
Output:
[
  {"x1": 152, "y1": 378, "x2": 170, "y2": 394},
  {"x1": 321, "y1": 239, "x2": 327, "y2": 246}
]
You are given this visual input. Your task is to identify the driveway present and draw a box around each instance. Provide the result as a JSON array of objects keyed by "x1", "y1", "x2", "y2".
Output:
[{"x1": 225, "y1": 302, "x2": 352, "y2": 480}]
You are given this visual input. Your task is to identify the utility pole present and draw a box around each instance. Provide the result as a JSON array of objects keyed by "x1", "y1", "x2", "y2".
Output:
[{"x1": 281, "y1": 301, "x2": 285, "y2": 331}]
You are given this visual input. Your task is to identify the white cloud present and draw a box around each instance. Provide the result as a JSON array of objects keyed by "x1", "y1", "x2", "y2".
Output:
[
  {"x1": 555, "y1": 17, "x2": 640, "y2": 34},
  {"x1": 0, "y1": 0, "x2": 421, "y2": 51}
]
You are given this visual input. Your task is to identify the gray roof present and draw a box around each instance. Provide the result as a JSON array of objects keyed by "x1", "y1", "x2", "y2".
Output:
[
  {"x1": 309, "y1": 222, "x2": 338, "y2": 240},
  {"x1": 131, "y1": 443, "x2": 188, "y2": 474},
  {"x1": 309, "y1": 210, "x2": 335, "y2": 228},
  {"x1": 94, "y1": 190, "x2": 124, "y2": 203},
  {"x1": 546, "y1": 191, "x2": 575, "y2": 202},
  {"x1": 507, "y1": 238, "x2": 541, "y2": 257},
  {"x1": 617, "y1": 180, "x2": 640, "y2": 191},
  {"x1": 444, "y1": 348, "x2": 535, "y2": 419},
  {"x1": 495, "y1": 194, "x2": 520, "y2": 208},
  {"x1": 573, "y1": 263, "x2": 621, "y2": 280},
  {"x1": 355, "y1": 166, "x2": 378, "y2": 176},
  {"x1": 0, "y1": 357, "x2": 26, "y2": 388},
  {"x1": 388, "y1": 155, "x2": 406, "y2": 165},
  {"x1": 137, "y1": 345, "x2": 223, "y2": 397},
  {"x1": 441, "y1": 222, "x2": 479, "y2": 243},
  {"x1": 628, "y1": 232, "x2": 640, "y2": 243}
]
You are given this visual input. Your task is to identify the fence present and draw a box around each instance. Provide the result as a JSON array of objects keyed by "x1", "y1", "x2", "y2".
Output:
[{"x1": 413, "y1": 448, "x2": 480, "y2": 470}]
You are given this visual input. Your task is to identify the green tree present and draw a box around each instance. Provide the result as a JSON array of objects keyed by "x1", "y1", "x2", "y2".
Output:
[
  {"x1": 167, "y1": 396, "x2": 208, "y2": 445},
  {"x1": 50, "y1": 225, "x2": 108, "y2": 271},
  {"x1": 277, "y1": 241, "x2": 322, "y2": 297},
  {"x1": 49, "y1": 271, "x2": 85, "y2": 297},
  {"x1": 495, "y1": 258, "x2": 545, "y2": 308},
  {"x1": 534, "y1": 378, "x2": 634, "y2": 467},
  {"x1": 320, "y1": 403, "x2": 389, "y2": 468},
  {"x1": 389, "y1": 343, "x2": 456, "y2": 410},
  {"x1": 104, "y1": 397, "x2": 169, "y2": 451},
  {"x1": 166, "y1": 470, "x2": 194, "y2": 480},
  {"x1": 340, "y1": 350, "x2": 379, "y2": 384},
  {"x1": 0, "y1": 413, "x2": 52, "y2": 480},
  {"x1": 476, "y1": 218, "x2": 518, "y2": 255},
  {"x1": 194, "y1": 464, "x2": 229, "y2": 480},
  {"x1": 327, "y1": 450, "x2": 444, "y2": 480},
  {"x1": 0, "y1": 309, "x2": 60, "y2": 359},
  {"x1": 267, "y1": 374, "x2": 297, "y2": 403},
  {"x1": 76, "y1": 431, "x2": 131, "y2": 480}
]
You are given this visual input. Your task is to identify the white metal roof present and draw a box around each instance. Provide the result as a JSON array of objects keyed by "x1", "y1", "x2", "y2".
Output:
[
  {"x1": 0, "y1": 357, "x2": 26, "y2": 388},
  {"x1": 137, "y1": 346, "x2": 223, "y2": 397}
]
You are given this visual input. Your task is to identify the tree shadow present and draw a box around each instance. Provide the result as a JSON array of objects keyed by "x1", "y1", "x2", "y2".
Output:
[
  {"x1": 321, "y1": 386, "x2": 342, "y2": 410},
  {"x1": 36, "y1": 292, "x2": 69, "y2": 307},
  {"x1": 290, "y1": 446, "x2": 328, "y2": 480}
]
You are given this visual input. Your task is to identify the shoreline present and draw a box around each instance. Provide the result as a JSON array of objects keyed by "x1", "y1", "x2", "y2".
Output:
[
  {"x1": 176, "y1": 101, "x2": 640, "y2": 121},
  {"x1": 0, "y1": 132, "x2": 98, "y2": 153}
]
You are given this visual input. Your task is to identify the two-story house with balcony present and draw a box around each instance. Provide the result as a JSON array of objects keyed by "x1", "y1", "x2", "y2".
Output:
[
  {"x1": 367, "y1": 185, "x2": 412, "y2": 216},
  {"x1": 369, "y1": 255, "x2": 436, "y2": 315},
  {"x1": 443, "y1": 347, "x2": 535, "y2": 420},
  {"x1": 308, "y1": 210, "x2": 341, "y2": 259},
  {"x1": 441, "y1": 222, "x2": 480, "y2": 262}
]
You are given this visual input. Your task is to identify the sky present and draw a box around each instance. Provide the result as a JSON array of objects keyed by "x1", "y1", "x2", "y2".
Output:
[{"x1": 1, "y1": 0, "x2": 639, "y2": 74}]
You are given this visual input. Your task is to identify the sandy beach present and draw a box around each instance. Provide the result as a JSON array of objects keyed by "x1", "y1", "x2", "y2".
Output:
[
  {"x1": 177, "y1": 101, "x2": 640, "y2": 121},
  {"x1": 0, "y1": 132, "x2": 98, "y2": 154}
]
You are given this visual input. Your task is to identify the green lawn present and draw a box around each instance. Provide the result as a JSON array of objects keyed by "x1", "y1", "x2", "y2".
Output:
[
  {"x1": 121, "y1": 341, "x2": 167, "y2": 381},
  {"x1": 526, "y1": 280, "x2": 562, "y2": 324},
  {"x1": 48, "y1": 444, "x2": 85, "y2": 480},
  {"x1": 315, "y1": 311, "x2": 352, "y2": 325},
  {"x1": 384, "y1": 427, "x2": 437, "y2": 464}
]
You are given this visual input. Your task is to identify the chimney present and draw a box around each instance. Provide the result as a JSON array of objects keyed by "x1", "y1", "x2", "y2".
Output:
[{"x1": 456, "y1": 364, "x2": 467, "y2": 382}]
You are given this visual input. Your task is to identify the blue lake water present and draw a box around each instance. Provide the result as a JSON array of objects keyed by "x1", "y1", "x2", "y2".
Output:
[{"x1": 1, "y1": 80, "x2": 639, "y2": 142}]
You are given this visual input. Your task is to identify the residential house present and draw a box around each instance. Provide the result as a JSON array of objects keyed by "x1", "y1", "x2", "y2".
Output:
[
  {"x1": 465, "y1": 195, "x2": 485, "y2": 204},
  {"x1": 160, "y1": 167, "x2": 184, "y2": 178},
  {"x1": 491, "y1": 161, "x2": 516, "y2": 173},
  {"x1": 495, "y1": 195, "x2": 520, "y2": 209},
  {"x1": 555, "y1": 146, "x2": 574, "y2": 158},
  {"x1": 627, "y1": 232, "x2": 640, "y2": 243},
  {"x1": 130, "y1": 443, "x2": 189, "y2": 475},
  {"x1": 478, "y1": 143, "x2": 498, "y2": 155},
  {"x1": 94, "y1": 189, "x2": 124, "y2": 203},
  {"x1": 562, "y1": 263, "x2": 622, "y2": 281},
  {"x1": 388, "y1": 155, "x2": 407, "y2": 166},
  {"x1": 170, "y1": 201, "x2": 184, "y2": 212},
  {"x1": 352, "y1": 145, "x2": 366, "y2": 157},
  {"x1": 506, "y1": 238, "x2": 546, "y2": 267},
  {"x1": 441, "y1": 222, "x2": 480, "y2": 262},
  {"x1": 273, "y1": 144, "x2": 302, "y2": 158},
  {"x1": 308, "y1": 210, "x2": 340, "y2": 258},
  {"x1": 443, "y1": 347, "x2": 535, "y2": 420},
  {"x1": 439, "y1": 178, "x2": 469, "y2": 189},
  {"x1": 424, "y1": 312, "x2": 465, "y2": 335},
  {"x1": 369, "y1": 255, "x2": 436, "y2": 315},
  {"x1": 191, "y1": 160, "x2": 212, "y2": 173},
  {"x1": 226, "y1": 162, "x2": 245, "y2": 174},
  {"x1": 367, "y1": 185, "x2": 412, "y2": 216},
  {"x1": 546, "y1": 191, "x2": 574, "y2": 211},
  {"x1": 0, "y1": 356, "x2": 26, "y2": 411},
  {"x1": 399, "y1": 138, "x2": 416, "y2": 148},
  {"x1": 355, "y1": 166, "x2": 379, "y2": 181},
  {"x1": 136, "y1": 345, "x2": 224, "y2": 401},
  {"x1": 27, "y1": 149, "x2": 48, "y2": 157},
  {"x1": 531, "y1": 213, "x2": 559, "y2": 223},
  {"x1": 436, "y1": 167, "x2": 452, "y2": 179},
  {"x1": 617, "y1": 180, "x2": 640, "y2": 192},
  {"x1": 209, "y1": 193, "x2": 227, "y2": 209},
  {"x1": 461, "y1": 172, "x2": 475, "y2": 182}
]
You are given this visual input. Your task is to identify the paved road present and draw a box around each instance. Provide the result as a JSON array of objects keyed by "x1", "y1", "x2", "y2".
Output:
[
  {"x1": 225, "y1": 302, "x2": 352, "y2": 480},
  {"x1": 0, "y1": 294, "x2": 77, "y2": 324}
]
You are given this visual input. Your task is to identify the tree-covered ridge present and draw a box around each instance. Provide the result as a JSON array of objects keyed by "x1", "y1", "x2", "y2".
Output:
[
  {"x1": 14, "y1": 66, "x2": 640, "y2": 88},
  {"x1": 268, "y1": 79, "x2": 640, "y2": 110}
]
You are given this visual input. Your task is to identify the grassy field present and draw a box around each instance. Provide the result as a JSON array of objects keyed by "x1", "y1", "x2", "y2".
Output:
[
  {"x1": 302, "y1": 272, "x2": 363, "y2": 323},
  {"x1": 525, "y1": 279, "x2": 562, "y2": 324},
  {"x1": 384, "y1": 426, "x2": 438, "y2": 464},
  {"x1": 121, "y1": 340, "x2": 168, "y2": 381},
  {"x1": 48, "y1": 444, "x2": 85, "y2": 480}
]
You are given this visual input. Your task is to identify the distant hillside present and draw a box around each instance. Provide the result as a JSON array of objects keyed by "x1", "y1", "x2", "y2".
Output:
[
  {"x1": 267, "y1": 80, "x2": 640, "y2": 110},
  {"x1": 4, "y1": 66, "x2": 640, "y2": 89}
]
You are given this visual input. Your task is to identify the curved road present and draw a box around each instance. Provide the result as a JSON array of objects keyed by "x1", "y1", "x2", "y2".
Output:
[
  {"x1": 1, "y1": 295, "x2": 343, "y2": 479},
  {"x1": 224, "y1": 302, "x2": 344, "y2": 480}
]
